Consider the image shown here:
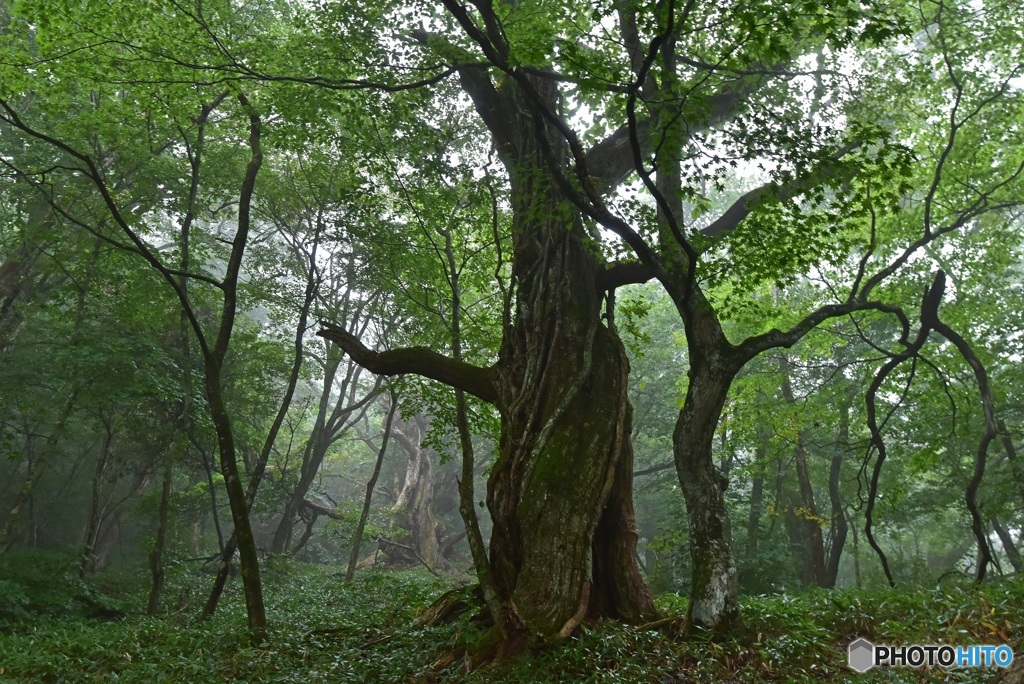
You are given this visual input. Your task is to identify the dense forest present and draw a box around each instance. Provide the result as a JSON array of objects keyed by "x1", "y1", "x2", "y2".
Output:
[{"x1": 1, "y1": 0, "x2": 1023, "y2": 680}]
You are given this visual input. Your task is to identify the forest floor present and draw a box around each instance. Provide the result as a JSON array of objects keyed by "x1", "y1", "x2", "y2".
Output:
[{"x1": 0, "y1": 550, "x2": 1020, "y2": 683}]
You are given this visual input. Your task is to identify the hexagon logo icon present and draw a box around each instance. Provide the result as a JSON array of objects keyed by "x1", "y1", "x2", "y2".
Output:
[{"x1": 848, "y1": 638, "x2": 875, "y2": 673}]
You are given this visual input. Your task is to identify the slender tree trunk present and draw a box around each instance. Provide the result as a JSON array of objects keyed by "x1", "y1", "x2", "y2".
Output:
[
  {"x1": 205, "y1": 360, "x2": 266, "y2": 639},
  {"x1": 745, "y1": 432, "x2": 770, "y2": 559},
  {"x1": 674, "y1": 363, "x2": 739, "y2": 633},
  {"x1": 272, "y1": 429, "x2": 326, "y2": 555},
  {"x1": 443, "y1": 222, "x2": 502, "y2": 618},
  {"x1": 778, "y1": 355, "x2": 827, "y2": 587},
  {"x1": 848, "y1": 510, "x2": 862, "y2": 588},
  {"x1": 80, "y1": 420, "x2": 114, "y2": 577},
  {"x1": 991, "y1": 517, "x2": 1023, "y2": 573},
  {"x1": 202, "y1": 535, "x2": 237, "y2": 619},
  {"x1": 290, "y1": 510, "x2": 319, "y2": 558},
  {"x1": 270, "y1": 340, "x2": 340, "y2": 556},
  {"x1": 454, "y1": 388, "x2": 500, "y2": 617},
  {"x1": 650, "y1": 44, "x2": 742, "y2": 629},
  {"x1": 194, "y1": 439, "x2": 225, "y2": 553},
  {"x1": 719, "y1": 411, "x2": 735, "y2": 481},
  {"x1": 347, "y1": 398, "x2": 397, "y2": 581},
  {"x1": 147, "y1": 461, "x2": 173, "y2": 615},
  {"x1": 271, "y1": 343, "x2": 378, "y2": 555},
  {"x1": 824, "y1": 403, "x2": 850, "y2": 587},
  {"x1": 794, "y1": 434, "x2": 827, "y2": 586}
]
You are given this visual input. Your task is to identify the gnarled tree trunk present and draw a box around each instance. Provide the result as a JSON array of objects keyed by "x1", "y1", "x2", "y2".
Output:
[
  {"x1": 321, "y1": 69, "x2": 657, "y2": 648},
  {"x1": 386, "y1": 414, "x2": 452, "y2": 572},
  {"x1": 475, "y1": 72, "x2": 656, "y2": 643}
]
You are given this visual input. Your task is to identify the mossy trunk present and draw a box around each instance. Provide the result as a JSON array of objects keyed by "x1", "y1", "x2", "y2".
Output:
[
  {"x1": 461, "y1": 72, "x2": 655, "y2": 643},
  {"x1": 673, "y1": 335, "x2": 740, "y2": 633},
  {"x1": 490, "y1": 321, "x2": 654, "y2": 639},
  {"x1": 306, "y1": 62, "x2": 660, "y2": 655}
]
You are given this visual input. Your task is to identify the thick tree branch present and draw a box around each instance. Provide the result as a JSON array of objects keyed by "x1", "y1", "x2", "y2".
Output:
[
  {"x1": 598, "y1": 261, "x2": 655, "y2": 290},
  {"x1": 317, "y1": 323, "x2": 498, "y2": 404},
  {"x1": 301, "y1": 497, "x2": 346, "y2": 520},
  {"x1": 701, "y1": 144, "x2": 856, "y2": 240},
  {"x1": 737, "y1": 300, "x2": 911, "y2": 361},
  {"x1": 929, "y1": 314, "x2": 995, "y2": 582},
  {"x1": 587, "y1": 76, "x2": 780, "y2": 194}
]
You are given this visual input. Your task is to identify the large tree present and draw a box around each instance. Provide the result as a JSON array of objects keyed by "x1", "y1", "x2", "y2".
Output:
[{"x1": 321, "y1": 0, "x2": 1024, "y2": 639}]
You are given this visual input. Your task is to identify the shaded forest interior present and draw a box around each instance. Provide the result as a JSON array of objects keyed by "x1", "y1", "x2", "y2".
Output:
[{"x1": 1, "y1": 0, "x2": 1023, "y2": 680}]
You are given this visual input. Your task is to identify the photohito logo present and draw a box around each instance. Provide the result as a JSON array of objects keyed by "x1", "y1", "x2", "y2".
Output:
[{"x1": 848, "y1": 638, "x2": 1014, "y2": 672}]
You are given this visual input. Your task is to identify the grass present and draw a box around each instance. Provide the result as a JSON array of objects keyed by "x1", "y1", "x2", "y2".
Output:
[{"x1": 0, "y1": 552, "x2": 1019, "y2": 683}]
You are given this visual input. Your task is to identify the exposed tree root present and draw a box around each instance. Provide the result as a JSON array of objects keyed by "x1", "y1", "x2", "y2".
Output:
[{"x1": 418, "y1": 584, "x2": 487, "y2": 627}]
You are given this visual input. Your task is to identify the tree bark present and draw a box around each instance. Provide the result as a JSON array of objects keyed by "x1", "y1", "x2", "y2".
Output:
[
  {"x1": 147, "y1": 461, "x2": 173, "y2": 615},
  {"x1": 346, "y1": 398, "x2": 397, "y2": 581},
  {"x1": 824, "y1": 403, "x2": 850, "y2": 587},
  {"x1": 481, "y1": 74, "x2": 655, "y2": 642},
  {"x1": 674, "y1": 353, "x2": 740, "y2": 633}
]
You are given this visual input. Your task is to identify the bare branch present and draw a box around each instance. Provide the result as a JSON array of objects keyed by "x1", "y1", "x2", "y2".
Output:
[
  {"x1": 738, "y1": 300, "x2": 911, "y2": 361},
  {"x1": 317, "y1": 323, "x2": 498, "y2": 404},
  {"x1": 929, "y1": 314, "x2": 995, "y2": 582}
]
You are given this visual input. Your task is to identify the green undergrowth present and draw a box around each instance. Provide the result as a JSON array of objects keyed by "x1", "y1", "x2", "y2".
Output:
[{"x1": 0, "y1": 553, "x2": 1019, "y2": 683}]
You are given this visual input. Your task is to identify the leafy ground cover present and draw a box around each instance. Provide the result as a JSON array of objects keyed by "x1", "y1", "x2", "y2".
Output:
[{"x1": 0, "y1": 552, "x2": 1019, "y2": 683}]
